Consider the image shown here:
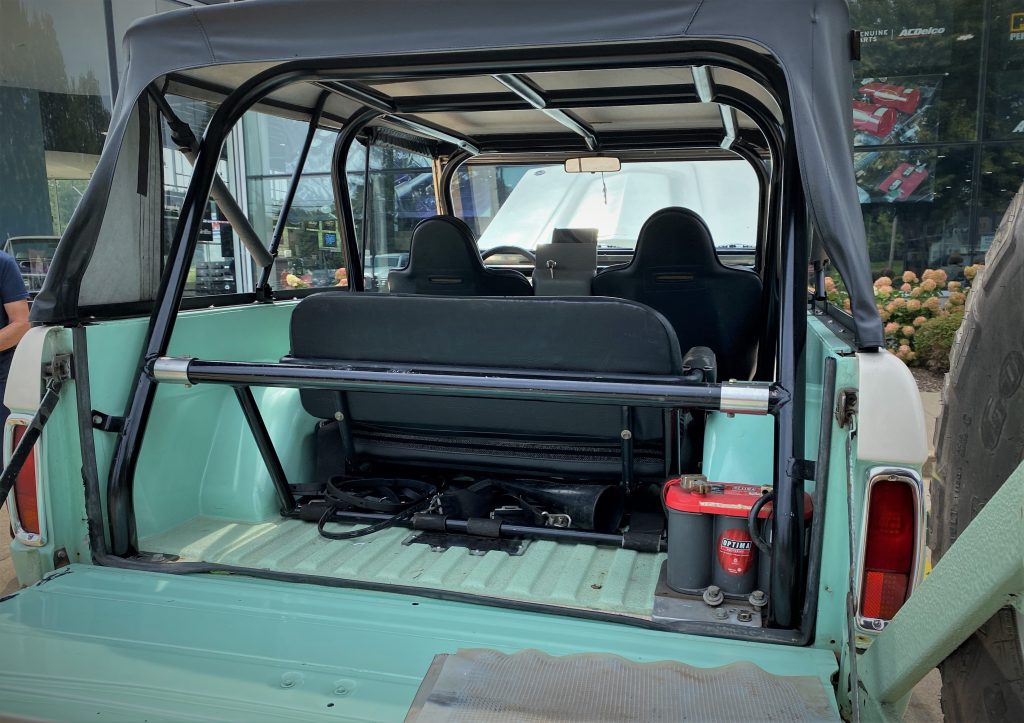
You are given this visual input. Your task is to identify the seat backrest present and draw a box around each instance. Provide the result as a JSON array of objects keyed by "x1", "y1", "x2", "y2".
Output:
[
  {"x1": 592, "y1": 207, "x2": 762, "y2": 380},
  {"x1": 288, "y1": 293, "x2": 683, "y2": 479},
  {"x1": 387, "y1": 215, "x2": 533, "y2": 296}
]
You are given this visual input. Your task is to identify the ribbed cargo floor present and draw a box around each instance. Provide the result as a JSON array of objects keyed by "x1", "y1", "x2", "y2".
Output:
[{"x1": 140, "y1": 517, "x2": 665, "y2": 616}]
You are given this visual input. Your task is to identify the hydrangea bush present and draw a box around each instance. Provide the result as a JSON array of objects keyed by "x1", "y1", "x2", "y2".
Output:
[{"x1": 824, "y1": 264, "x2": 983, "y2": 367}]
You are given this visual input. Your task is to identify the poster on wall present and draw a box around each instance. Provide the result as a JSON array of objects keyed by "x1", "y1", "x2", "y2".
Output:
[
  {"x1": 853, "y1": 74, "x2": 944, "y2": 145},
  {"x1": 855, "y1": 149, "x2": 937, "y2": 204}
]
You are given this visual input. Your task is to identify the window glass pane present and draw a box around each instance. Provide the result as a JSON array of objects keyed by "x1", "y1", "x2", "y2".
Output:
[
  {"x1": 0, "y1": 0, "x2": 114, "y2": 242},
  {"x1": 978, "y1": 145, "x2": 1024, "y2": 254},
  {"x1": 453, "y1": 160, "x2": 758, "y2": 252},
  {"x1": 850, "y1": 0, "x2": 983, "y2": 144},
  {"x1": 984, "y1": 0, "x2": 1024, "y2": 140},
  {"x1": 856, "y1": 147, "x2": 974, "y2": 278},
  {"x1": 243, "y1": 114, "x2": 346, "y2": 292},
  {"x1": 350, "y1": 142, "x2": 436, "y2": 291},
  {"x1": 160, "y1": 96, "x2": 241, "y2": 297}
]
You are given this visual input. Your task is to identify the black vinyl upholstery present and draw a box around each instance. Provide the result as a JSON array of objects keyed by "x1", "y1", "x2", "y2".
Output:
[
  {"x1": 387, "y1": 215, "x2": 533, "y2": 296},
  {"x1": 592, "y1": 207, "x2": 762, "y2": 381},
  {"x1": 288, "y1": 293, "x2": 683, "y2": 478}
]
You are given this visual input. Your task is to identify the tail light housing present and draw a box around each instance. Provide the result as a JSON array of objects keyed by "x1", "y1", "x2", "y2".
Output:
[
  {"x1": 856, "y1": 469, "x2": 924, "y2": 632},
  {"x1": 4, "y1": 416, "x2": 46, "y2": 545}
]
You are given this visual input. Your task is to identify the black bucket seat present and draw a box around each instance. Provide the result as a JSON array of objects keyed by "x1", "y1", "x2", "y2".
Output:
[
  {"x1": 387, "y1": 215, "x2": 533, "y2": 296},
  {"x1": 592, "y1": 207, "x2": 762, "y2": 380}
]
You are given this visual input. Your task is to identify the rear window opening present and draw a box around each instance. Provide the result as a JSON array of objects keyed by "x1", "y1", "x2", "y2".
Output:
[{"x1": 83, "y1": 52, "x2": 826, "y2": 642}]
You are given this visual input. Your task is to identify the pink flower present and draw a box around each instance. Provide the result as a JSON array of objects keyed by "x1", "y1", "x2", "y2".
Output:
[
  {"x1": 902, "y1": 325, "x2": 915, "y2": 337},
  {"x1": 906, "y1": 299, "x2": 922, "y2": 313},
  {"x1": 902, "y1": 270, "x2": 918, "y2": 283},
  {"x1": 874, "y1": 276, "x2": 893, "y2": 288},
  {"x1": 900, "y1": 283, "x2": 912, "y2": 292},
  {"x1": 884, "y1": 322, "x2": 899, "y2": 335},
  {"x1": 913, "y1": 316, "x2": 927, "y2": 327}
]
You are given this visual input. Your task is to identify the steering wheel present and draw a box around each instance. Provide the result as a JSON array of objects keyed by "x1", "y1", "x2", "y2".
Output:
[{"x1": 481, "y1": 245, "x2": 537, "y2": 264}]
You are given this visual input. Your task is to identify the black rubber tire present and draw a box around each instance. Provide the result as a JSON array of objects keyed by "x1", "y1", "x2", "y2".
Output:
[{"x1": 931, "y1": 183, "x2": 1024, "y2": 722}]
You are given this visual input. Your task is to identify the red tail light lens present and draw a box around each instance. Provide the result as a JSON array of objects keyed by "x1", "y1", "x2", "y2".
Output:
[
  {"x1": 10, "y1": 424, "x2": 40, "y2": 536},
  {"x1": 860, "y1": 479, "x2": 917, "y2": 621}
]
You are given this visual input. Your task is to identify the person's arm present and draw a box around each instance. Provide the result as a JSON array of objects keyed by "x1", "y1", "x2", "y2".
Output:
[{"x1": 0, "y1": 300, "x2": 30, "y2": 352}]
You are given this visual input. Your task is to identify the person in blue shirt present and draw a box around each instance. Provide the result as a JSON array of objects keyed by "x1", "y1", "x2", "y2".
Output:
[{"x1": 0, "y1": 251, "x2": 30, "y2": 424}]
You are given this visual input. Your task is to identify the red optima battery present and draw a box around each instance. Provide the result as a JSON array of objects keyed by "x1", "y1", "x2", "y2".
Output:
[{"x1": 663, "y1": 478, "x2": 812, "y2": 598}]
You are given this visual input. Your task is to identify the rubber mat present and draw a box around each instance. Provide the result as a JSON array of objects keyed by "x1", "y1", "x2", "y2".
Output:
[
  {"x1": 140, "y1": 516, "x2": 665, "y2": 616},
  {"x1": 404, "y1": 649, "x2": 839, "y2": 722}
]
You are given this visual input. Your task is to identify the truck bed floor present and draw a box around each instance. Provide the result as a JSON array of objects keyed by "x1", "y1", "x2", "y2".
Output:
[{"x1": 139, "y1": 516, "x2": 666, "y2": 616}]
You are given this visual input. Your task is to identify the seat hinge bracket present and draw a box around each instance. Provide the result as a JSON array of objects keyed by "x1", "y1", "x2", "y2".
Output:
[{"x1": 91, "y1": 410, "x2": 126, "y2": 433}]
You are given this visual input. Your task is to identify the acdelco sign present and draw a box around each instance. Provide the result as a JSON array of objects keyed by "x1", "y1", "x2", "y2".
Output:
[{"x1": 897, "y1": 27, "x2": 946, "y2": 38}]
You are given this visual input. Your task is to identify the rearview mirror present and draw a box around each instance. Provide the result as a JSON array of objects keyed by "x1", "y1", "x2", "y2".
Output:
[{"x1": 564, "y1": 156, "x2": 621, "y2": 174}]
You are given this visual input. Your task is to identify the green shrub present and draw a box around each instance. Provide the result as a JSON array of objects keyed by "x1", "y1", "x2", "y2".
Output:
[{"x1": 915, "y1": 311, "x2": 965, "y2": 372}]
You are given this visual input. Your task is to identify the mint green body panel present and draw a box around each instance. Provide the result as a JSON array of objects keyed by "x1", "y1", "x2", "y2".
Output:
[
  {"x1": 702, "y1": 412, "x2": 774, "y2": 485},
  {"x1": 803, "y1": 315, "x2": 860, "y2": 653},
  {"x1": 0, "y1": 565, "x2": 840, "y2": 721},
  {"x1": 87, "y1": 302, "x2": 305, "y2": 537},
  {"x1": 3, "y1": 307, "x2": 893, "y2": 721}
]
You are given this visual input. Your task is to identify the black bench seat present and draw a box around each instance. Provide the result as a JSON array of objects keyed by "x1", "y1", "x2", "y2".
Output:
[{"x1": 288, "y1": 293, "x2": 685, "y2": 479}]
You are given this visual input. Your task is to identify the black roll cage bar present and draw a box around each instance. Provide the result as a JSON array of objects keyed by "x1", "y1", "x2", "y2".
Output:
[{"x1": 104, "y1": 39, "x2": 808, "y2": 633}]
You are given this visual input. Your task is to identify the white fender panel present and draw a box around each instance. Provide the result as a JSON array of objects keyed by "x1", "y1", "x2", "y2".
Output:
[
  {"x1": 856, "y1": 351, "x2": 928, "y2": 465},
  {"x1": 4, "y1": 326, "x2": 69, "y2": 414}
]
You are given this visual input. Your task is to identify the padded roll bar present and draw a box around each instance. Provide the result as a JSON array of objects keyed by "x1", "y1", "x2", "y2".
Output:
[{"x1": 150, "y1": 356, "x2": 781, "y2": 414}]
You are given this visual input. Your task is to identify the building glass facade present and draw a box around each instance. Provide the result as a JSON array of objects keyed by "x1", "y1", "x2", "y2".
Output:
[{"x1": 850, "y1": 0, "x2": 1024, "y2": 281}]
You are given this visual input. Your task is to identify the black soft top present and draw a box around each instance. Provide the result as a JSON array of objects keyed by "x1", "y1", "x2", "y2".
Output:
[{"x1": 33, "y1": 0, "x2": 882, "y2": 347}]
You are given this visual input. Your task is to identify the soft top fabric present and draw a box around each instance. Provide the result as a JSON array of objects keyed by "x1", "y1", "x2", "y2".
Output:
[{"x1": 32, "y1": 0, "x2": 883, "y2": 348}]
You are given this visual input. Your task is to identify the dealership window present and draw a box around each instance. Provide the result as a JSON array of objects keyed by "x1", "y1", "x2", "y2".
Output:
[
  {"x1": 242, "y1": 112, "x2": 344, "y2": 292},
  {"x1": 0, "y1": 0, "x2": 114, "y2": 242},
  {"x1": 849, "y1": 0, "x2": 1024, "y2": 278}
]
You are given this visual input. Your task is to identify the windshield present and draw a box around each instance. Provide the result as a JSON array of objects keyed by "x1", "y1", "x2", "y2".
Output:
[{"x1": 454, "y1": 160, "x2": 759, "y2": 251}]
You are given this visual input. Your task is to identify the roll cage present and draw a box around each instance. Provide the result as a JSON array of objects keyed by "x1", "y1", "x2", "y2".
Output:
[{"x1": 64, "y1": 39, "x2": 822, "y2": 638}]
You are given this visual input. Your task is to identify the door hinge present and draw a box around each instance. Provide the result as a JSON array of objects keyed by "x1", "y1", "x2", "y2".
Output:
[{"x1": 836, "y1": 388, "x2": 858, "y2": 428}]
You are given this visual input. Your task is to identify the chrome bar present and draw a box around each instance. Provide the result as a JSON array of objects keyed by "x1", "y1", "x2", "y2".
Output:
[{"x1": 150, "y1": 357, "x2": 779, "y2": 414}]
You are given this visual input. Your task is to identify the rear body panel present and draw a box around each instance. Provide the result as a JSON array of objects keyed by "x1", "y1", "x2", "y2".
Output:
[{"x1": 0, "y1": 565, "x2": 840, "y2": 721}]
